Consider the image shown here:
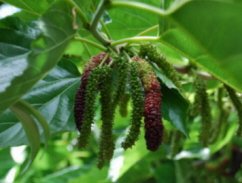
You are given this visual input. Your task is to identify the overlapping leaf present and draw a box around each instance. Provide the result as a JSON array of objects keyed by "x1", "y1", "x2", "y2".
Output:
[
  {"x1": 0, "y1": 0, "x2": 76, "y2": 112},
  {"x1": 161, "y1": 0, "x2": 242, "y2": 92},
  {"x1": 0, "y1": 64, "x2": 79, "y2": 147}
]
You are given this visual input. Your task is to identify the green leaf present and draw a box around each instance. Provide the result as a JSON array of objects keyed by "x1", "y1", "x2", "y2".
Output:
[
  {"x1": 153, "y1": 160, "x2": 176, "y2": 183},
  {"x1": 70, "y1": 167, "x2": 109, "y2": 183},
  {"x1": 0, "y1": 0, "x2": 76, "y2": 112},
  {"x1": 152, "y1": 66, "x2": 189, "y2": 136},
  {"x1": 18, "y1": 100, "x2": 50, "y2": 144},
  {"x1": 117, "y1": 139, "x2": 166, "y2": 183},
  {"x1": 10, "y1": 102, "x2": 40, "y2": 173},
  {"x1": 73, "y1": 0, "x2": 99, "y2": 21},
  {"x1": 117, "y1": 131, "x2": 148, "y2": 178},
  {"x1": 0, "y1": 148, "x2": 15, "y2": 180},
  {"x1": 37, "y1": 166, "x2": 89, "y2": 183},
  {"x1": 0, "y1": 65, "x2": 79, "y2": 147},
  {"x1": 162, "y1": 0, "x2": 242, "y2": 92},
  {"x1": 2, "y1": 0, "x2": 54, "y2": 16},
  {"x1": 161, "y1": 84, "x2": 189, "y2": 136},
  {"x1": 106, "y1": 0, "x2": 160, "y2": 39}
]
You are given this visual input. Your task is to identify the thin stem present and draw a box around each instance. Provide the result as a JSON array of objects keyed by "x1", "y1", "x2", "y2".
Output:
[
  {"x1": 67, "y1": 0, "x2": 89, "y2": 27},
  {"x1": 111, "y1": 36, "x2": 159, "y2": 46},
  {"x1": 101, "y1": 20, "x2": 112, "y2": 39},
  {"x1": 83, "y1": 43, "x2": 92, "y2": 57},
  {"x1": 136, "y1": 25, "x2": 159, "y2": 36},
  {"x1": 99, "y1": 53, "x2": 110, "y2": 67},
  {"x1": 91, "y1": 0, "x2": 107, "y2": 30},
  {"x1": 111, "y1": 1, "x2": 166, "y2": 17},
  {"x1": 90, "y1": 0, "x2": 111, "y2": 45},
  {"x1": 107, "y1": 46, "x2": 119, "y2": 56},
  {"x1": 75, "y1": 37, "x2": 106, "y2": 51}
]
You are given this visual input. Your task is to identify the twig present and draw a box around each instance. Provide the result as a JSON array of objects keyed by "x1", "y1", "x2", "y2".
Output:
[
  {"x1": 75, "y1": 37, "x2": 106, "y2": 51},
  {"x1": 90, "y1": 0, "x2": 111, "y2": 45}
]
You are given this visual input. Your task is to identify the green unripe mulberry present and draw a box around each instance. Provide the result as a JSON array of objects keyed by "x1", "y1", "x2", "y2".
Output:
[
  {"x1": 140, "y1": 44, "x2": 180, "y2": 88},
  {"x1": 78, "y1": 67, "x2": 106, "y2": 148},
  {"x1": 194, "y1": 77, "x2": 212, "y2": 146},
  {"x1": 98, "y1": 66, "x2": 115, "y2": 168},
  {"x1": 112, "y1": 56, "x2": 129, "y2": 107},
  {"x1": 122, "y1": 62, "x2": 144, "y2": 149},
  {"x1": 74, "y1": 53, "x2": 108, "y2": 132}
]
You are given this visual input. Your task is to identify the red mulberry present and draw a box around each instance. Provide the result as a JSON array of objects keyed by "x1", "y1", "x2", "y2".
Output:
[
  {"x1": 74, "y1": 53, "x2": 109, "y2": 132},
  {"x1": 78, "y1": 65, "x2": 109, "y2": 148},
  {"x1": 133, "y1": 57, "x2": 163, "y2": 151}
]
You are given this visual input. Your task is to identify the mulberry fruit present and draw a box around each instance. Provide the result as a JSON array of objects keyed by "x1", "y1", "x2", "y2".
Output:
[
  {"x1": 122, "y1": 62, "x2": 144, "y2": 149},
  {"x1": 74, "y1": 53, "x2": 109, "y2": 132},
  {"x1": 98, "y1": 66, "x2": 115, "y2": 168},
  {"x1": 112, "y1": 56, "x2": 129, "y2": 107},
  {"x1": 133, "y1": 57, "x2": 163, "y2": 151},
  {"x1": 78, "y1": 66, "x2": 108, "y2": 148},
  {"x1": 140, "y1": 44, "x2": 180, "y2": 88},
  {"x1": 194, "y1": 77, "x2": 211, "y2": 145}
]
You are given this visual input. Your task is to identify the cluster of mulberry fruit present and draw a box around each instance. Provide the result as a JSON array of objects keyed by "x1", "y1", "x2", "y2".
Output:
[{"x1": 74, "y1": 45, "x2": 172, "y2": 168}]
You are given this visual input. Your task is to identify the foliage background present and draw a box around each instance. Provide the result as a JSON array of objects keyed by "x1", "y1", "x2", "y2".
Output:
[{"x1": 0, "y1": 0, "x2": 242, "y2": 182}]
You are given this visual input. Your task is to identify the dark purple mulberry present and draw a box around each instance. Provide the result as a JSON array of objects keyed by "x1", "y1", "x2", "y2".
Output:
[
  {"x1": 133, "y1": 57, "x2": 163, "y2": 151},
  {"x1": 74, "y1": 53, "x2": 109, "y2": 132}
]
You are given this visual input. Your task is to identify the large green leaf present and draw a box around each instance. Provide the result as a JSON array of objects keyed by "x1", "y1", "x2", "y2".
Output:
[
  {"x1": 162, "y1": 0, "x2": 242, "y2": 92},
  {"x1": 161, "y1": 85, "x2": 189, "y2": 136},
  {"x1": 106, "y1": 0, "x2": 160, "y2": 39},
  {"x1": 72, "y1": 0, "x2": 99, "y2": 21},
  {"x1": 0, "y1": 65, "x2": 79, "y2": 147},
  {"x1": 117, "y1": 142, "x2": 166, "y2": 183},
  {"x1": 2, "y1": 0, "x2": 54, "y2": 16},
  {"x1": 0, "y1": 0, "x2": 76, "y2": 112}
]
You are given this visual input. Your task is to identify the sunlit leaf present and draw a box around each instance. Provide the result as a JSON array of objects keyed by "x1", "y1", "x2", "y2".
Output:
[{"x1": 0, "y1": 0, "x2": 76, "y2": 112}]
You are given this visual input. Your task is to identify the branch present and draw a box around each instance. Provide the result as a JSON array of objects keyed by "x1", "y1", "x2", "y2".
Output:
[
  {"x1": 90, "y1": 0, "x2": 111, "y2": 46},
  {"x1": 74, "y1": 37, "x2": 106, "y2": 51},
  {"x1": 136, "y1": 25, "x2": 159, "y2": 36},
  {"x1": 111, "y1": 1, "x2": 166, "y2": 17},
  {"x1": 111, "y1": 36, "x2": 159, "y2": 46}
]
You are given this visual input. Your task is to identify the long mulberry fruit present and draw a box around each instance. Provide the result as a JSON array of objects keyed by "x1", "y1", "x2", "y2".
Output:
[
  {"x1": 122, "y1": 62, "x2": 144, "y2": 149},
  {"x1": 98, "y1": 66, "x2": 115, "y2": 168},
  {"x1": 194, "y1": 77, "x2": 211, "y2": 145},
  {"x1": 112, "y1": 56, "x2": 129, "y2": 107},
  {"x1": 78, "y1": 66, "x2": 108, "y2": 148},
  {"x1": 139, "y1": 44, "x2": 180, "y2": 88},
  {"x1": 133, "y1": 57, "x2": 163, "y2": 151},
  {"x1": 74, "y1": 53, "x2": 109, "y2": 132}
]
